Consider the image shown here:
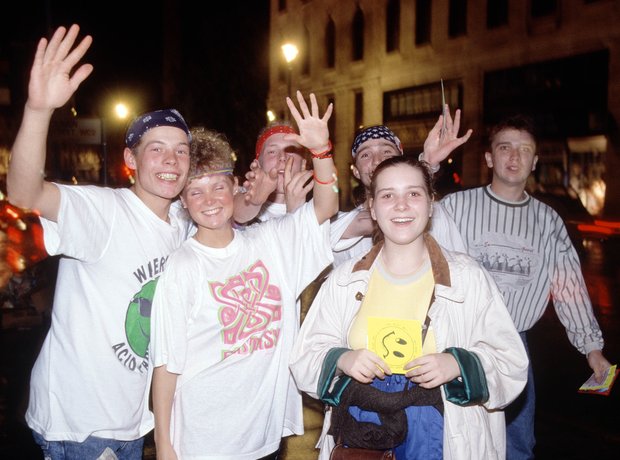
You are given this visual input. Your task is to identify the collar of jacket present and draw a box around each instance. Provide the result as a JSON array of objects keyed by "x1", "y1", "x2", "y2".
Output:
[{"x1": 351, "y1": 233, "x2": 451, "y2": 288}]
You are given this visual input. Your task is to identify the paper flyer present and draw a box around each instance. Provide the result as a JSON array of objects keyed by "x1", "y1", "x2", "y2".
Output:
[{"x1": 578, "y1": 364, "x2": 618, "y2": 396}]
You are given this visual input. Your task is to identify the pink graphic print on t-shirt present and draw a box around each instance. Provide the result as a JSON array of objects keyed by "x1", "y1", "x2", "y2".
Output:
[{"x1": 210, "y1": 260, "x2": 283, "y2": 359}]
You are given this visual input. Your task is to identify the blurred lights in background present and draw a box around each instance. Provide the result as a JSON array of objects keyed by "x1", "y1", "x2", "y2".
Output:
[{"x1": 0, "y1": 192, "x2": 47, "y2": 286}]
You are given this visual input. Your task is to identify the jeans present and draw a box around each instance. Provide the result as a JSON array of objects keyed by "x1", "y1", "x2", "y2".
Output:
[
  {"x1": 506, "y1": 332, "x2": 536, "y2": 460},
  {"x1": 32, "y1": 431, "x2": 144, "y2": 460},
  {"x1": 349, "y1": 374, "x2": 443, "y2": 460}
]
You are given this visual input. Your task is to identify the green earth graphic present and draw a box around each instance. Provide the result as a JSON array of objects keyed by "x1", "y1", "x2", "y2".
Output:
[{"x1": 125, "y1": 279, "x2": 159, "y2": 358}]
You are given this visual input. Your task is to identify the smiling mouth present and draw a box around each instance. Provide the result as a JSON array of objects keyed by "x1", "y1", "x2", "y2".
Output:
[
  {"x1": 156, "y1": 173, "x2": 179, "y2": 181},
  {"x1": 391, "y1": 217, "x2": 414, "y2": 223},
  {"x1": 201, "y1": 208, "x2": 221, "y2": 216}
]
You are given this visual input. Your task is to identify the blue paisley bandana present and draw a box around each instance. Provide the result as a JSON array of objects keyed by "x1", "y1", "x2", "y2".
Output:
[{"x1": 125, "y1": 109, "x2": 191, "y2": 148}]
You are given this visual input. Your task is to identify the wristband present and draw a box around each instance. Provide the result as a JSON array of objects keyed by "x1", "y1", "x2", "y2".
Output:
[
  {"x1": 311, "y1": 140, "x2": 333, "y2": 159},
  {"x1": 313, "y1": 169, "x2": 339, "y2": 193},
  {"x1": 418, "y1": 152, "x2": 440, "y2": 174}
]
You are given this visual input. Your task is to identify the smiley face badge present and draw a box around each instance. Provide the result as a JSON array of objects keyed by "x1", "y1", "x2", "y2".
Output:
[{"x1": 367, "y1": 317, "x2": 423, "y2": 374}]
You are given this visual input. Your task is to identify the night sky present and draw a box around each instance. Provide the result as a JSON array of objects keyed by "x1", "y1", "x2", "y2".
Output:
[{"x1": 1, "y1": 0, "x2": 271, "y2": 168}]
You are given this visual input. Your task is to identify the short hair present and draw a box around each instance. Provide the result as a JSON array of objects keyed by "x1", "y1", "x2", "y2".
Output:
[
  {"x1": 488, "y1": 115, "x2": 537, "y2": 147},
  {"x1": 188, "y1": 127, "x2": 236, "y2": 181}
]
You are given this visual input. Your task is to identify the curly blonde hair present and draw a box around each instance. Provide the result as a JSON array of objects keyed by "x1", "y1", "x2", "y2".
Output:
[{"x1": 188, "y1": 127, "x2": 236, "y2": 181}]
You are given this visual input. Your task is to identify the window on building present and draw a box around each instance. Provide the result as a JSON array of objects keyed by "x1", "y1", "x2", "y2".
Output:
[
  {"x1": 302, "y1": 26, "x2": 311, "y2": 76},
  {"x1": 415, "y1": 0, "x2": 431, "y2": 45},
  {"x1": 278, "y1": 0, "x2": 286, "y2": 12},
  {"x1": 449, "y1": 0, "x2": 467, "y2": 37},
  {"x1": 386, "y1": 0, "x2": 400, "y2": 52},
  {"x1": 352, "y1": 6, "x2": 365, "y2": 61},
  {"x1": 325, "y1": 17, "x2": 336, "y2": 68},
  {"x1": 530, "y1": 0, "x2": 557, "y2": 18},
  {"x1": 487, "y1": 0, "x2": 509, "y2": 29},
  {"x1": 354, "y1": 91, "x2": 364, "y2": 130},
  {"x1": 384, "y1": 80, "x2": 462, "y2": 122}
]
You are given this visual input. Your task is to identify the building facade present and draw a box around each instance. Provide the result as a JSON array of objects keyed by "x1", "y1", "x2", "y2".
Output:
[{"x1": 267, "y1": 0, "x2": 620, "y2": 216}]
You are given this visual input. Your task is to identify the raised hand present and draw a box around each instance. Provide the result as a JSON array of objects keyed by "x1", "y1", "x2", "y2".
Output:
[
  {"x1": 285, "y1": 91, "x2": 333, "y2": 152},
  {"x1": 422, "y1": 105, "x2": 473, "y2": 168},
  {"x1": 242, "y1": 159, "x2": 278, "y2": 206},
  {"x1": 337, "y1": 349, "x2": 392, "y2": 384},
  {"x1": 27, "y1": 24, "x2": 93, "y2": 112}
]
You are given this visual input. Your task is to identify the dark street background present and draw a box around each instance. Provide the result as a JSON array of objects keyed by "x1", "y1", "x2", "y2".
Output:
[{"x1": 1, "y1": 235, "x2": 619, "y2": 459}]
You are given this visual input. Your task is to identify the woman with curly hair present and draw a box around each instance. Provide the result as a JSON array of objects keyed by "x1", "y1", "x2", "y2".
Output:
[{"x1": 150, "y1": 92, "x2": 338, "y2": 460}]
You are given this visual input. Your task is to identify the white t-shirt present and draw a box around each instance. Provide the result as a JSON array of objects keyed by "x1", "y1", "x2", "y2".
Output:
[
  {"x1": 256, "y1": 201, "x2": 287, "y2": 223},
  {"x1": 26, "y1": 185, "x2": 192, "y2": 442},
  {"x1": 151, "y1": 202, "x2": 332, "y2": 460},
  {"x1": 330, "y1": 206, "x2": 373, "y2": 268}
]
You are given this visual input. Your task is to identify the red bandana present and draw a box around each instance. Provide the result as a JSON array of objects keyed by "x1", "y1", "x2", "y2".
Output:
[{"x1": 255, "y1": 125, "x2": 297, "y2": 160}]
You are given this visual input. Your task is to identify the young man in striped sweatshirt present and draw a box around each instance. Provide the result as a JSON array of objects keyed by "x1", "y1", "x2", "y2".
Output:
[{"x1": 433, "y1": 115, "x2": 611, "y2": 460}]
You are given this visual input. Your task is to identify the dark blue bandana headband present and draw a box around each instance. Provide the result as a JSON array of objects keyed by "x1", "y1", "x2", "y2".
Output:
[
  {"x1": 351, "y1": 125, "x2": 403, "y2": 158},
  {"x1": 125, "y1": 109, "x2": 191, "y2": 148}
]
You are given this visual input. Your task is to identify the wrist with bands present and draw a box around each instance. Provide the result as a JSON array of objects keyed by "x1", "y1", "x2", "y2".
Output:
[
  {"x1": 311, "y1": 140, "x2": 333, "y2": 159},
  {"x1": 313, "y1": 168, "x2": 339, "y2": 193},
  {"x1": 418, "y1": 152, "x2": 441, "y2": 174}
]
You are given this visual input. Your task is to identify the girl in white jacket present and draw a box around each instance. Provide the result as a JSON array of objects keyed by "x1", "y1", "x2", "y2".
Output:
[{"x1": 289, "y1": 155, "x2": 528, "y2": 459}]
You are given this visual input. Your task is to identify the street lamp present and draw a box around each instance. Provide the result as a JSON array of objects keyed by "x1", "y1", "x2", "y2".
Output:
[
  {"x1": 281, "y1": 42, "x2": 299, "y2": 100},
  {"x1": 102, "y1": 101, "x2": 132, "y2": 186},
  {"x1": 114, "y1": 103, "x2": 130, "y2": 120}
]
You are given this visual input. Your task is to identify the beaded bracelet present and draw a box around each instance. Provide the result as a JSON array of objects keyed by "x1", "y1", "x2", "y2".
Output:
[{"x1": 310, "y1": 140, "x2": 333, "y2": 159}]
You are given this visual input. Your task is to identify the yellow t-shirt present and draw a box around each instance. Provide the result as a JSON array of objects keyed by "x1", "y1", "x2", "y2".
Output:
[{"x1": 349, "y1": 257, "x2": 436, "y2": 357}]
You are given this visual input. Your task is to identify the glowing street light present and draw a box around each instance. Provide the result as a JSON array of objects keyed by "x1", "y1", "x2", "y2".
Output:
[
  {"x1": 102, "y1": 101, "x2": 132, "y2": 186},
  {"x1": 282, "y1": 43, "x2": 299, "y2": 65},
  {"x1": 114, "y1": 103, "x2": 130, "y2": 120},
  {"x1": 281, "y1": 43, "x2": 298, "y2": 120}
]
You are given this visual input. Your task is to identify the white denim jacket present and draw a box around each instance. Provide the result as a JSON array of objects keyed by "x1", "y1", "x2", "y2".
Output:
[{"x1": 290, "y1": 235, "x2": 528, "y2": 460}]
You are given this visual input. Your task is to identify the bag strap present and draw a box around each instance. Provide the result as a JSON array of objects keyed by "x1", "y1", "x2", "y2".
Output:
[{"x1": 421, "y1": 292, "x2": 434, "y2": 346}]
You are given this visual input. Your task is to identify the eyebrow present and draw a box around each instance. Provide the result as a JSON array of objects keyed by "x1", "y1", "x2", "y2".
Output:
[
  {"x1": 376, "y1": 184, "x2": 425, "y2": 193},
  {"x1": 357, "y1": 141, "x2": 398, "y2": 154},
  {"x1": 144, "y1": 139, "x2": 190, "y2": 148},
  {"x1": 494, "y1": 141, "x2": 534, "y2": 147}
]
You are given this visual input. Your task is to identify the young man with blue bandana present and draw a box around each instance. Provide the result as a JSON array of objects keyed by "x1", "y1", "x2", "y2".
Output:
[
  {"x1": 332, "y1": 116, "x2": 472, "y2": 266},
  {"x1": 7, "y1": 25, "x2": 194, "y2": 459}
]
